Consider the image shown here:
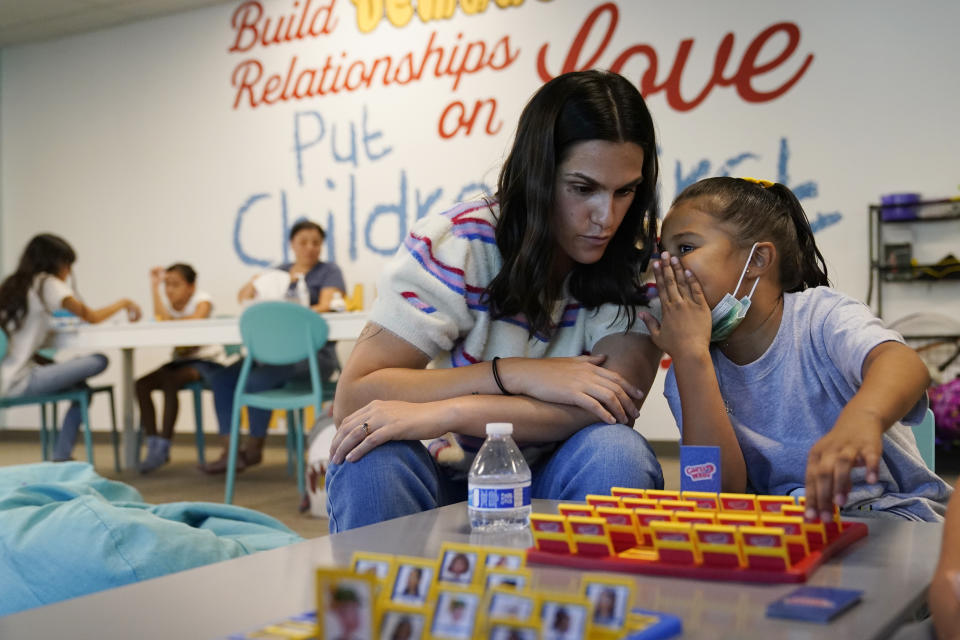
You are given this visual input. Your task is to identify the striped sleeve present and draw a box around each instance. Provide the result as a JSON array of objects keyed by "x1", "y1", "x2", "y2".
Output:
[{"x1": 370, "y1": 202, "x2": 499, "y2": 359}]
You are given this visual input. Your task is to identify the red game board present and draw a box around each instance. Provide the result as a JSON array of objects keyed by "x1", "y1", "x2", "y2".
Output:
[{"x1": 526, "y1": 489, "x2": 868, "y2": 584}]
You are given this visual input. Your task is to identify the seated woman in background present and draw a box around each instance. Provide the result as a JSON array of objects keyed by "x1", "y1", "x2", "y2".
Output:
[
  {"x1": 0, "y1": 233, "x2": 141, "y2": 461},
  {"x1": 135, "y1": 263, "x2": 227, "y2": 473},
  {"x1": 201, "y1": 220, "x2": 346, "y2": 474},
  {"x1": 326, "y1": 70, "x2": 665, "y2": 532}
]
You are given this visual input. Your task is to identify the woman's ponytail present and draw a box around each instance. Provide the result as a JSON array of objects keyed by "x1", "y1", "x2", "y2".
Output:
[
  {"x1": 771, "y1": 184, "x2": 830, "y2": 292},
  {"x1": 674, "y1": 178, "x2": 831, "y2": 293}
]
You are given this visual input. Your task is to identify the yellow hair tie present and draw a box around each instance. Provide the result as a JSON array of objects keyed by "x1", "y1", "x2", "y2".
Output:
[{"x1": 741, "y1": 177, "x2": 775, "y2": 188}]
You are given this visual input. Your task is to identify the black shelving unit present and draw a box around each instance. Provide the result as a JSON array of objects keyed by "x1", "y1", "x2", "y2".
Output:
[{"x1": 866, "y1": 198, "x2": 960, "y2": 321}]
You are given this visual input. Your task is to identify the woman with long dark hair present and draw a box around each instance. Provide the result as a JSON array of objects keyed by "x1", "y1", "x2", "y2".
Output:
[
  {"x1": 325, "y1": 70, "x2": 665, "y2": 532},
  {"x1": 0, "y1": 234, "x2": 141, "y2": 460}
]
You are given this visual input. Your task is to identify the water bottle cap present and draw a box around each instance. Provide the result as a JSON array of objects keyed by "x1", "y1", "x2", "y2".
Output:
[{"x1": 485, "y1": 422, "x2": 513, "y2": 436}]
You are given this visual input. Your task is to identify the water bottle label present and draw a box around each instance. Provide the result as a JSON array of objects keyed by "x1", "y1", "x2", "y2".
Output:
[{"x1": 468, "y1": 482, "x2": 531, "y2": 511}]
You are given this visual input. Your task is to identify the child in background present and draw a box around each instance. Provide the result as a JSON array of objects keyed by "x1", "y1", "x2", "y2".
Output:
[
  {"x1": 640, "y1": 177, "x2": 952, "y2": 521},
  {"x1": 200, "y1": 220, "x2": 346, "y2": 474},
  {"x1": 0, "y1": 234, "x2": 141, "y2": 460},
  {"x1": 135, "y1": 264, "x2": 226, "y2": 473}
]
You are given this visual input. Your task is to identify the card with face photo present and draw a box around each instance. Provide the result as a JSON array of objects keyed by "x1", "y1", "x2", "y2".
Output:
[
  {"x1": 316, "y1": 568, "x2": 377, "y2": 640},
  {"x1": 485, "y1": 587, "x2": 536, "y2": 622},
  {"x1": 484, "y1": 568, "x2": 532, "y2": 592},
  {"x1": 437, "y1": 543, "x2": 483, "y2": 586},
  {"x1": 581, "y1": 575, "x2": 634, "y2": 632},
  {"x1": 483, "y1": 547, "x2": 526, "y2": 572},
  {"x1": 376, "y1": 606, "x2": 427, "y2": 640},
  {"x1": 428, "y1": 587, "x2": 482, "y2": 640},
  {"x1": 352, "y1": 552, "x2": 397, "y2": 582},
  {"x1": 486, "y1": 620, "x2": 541, "y2": 640},
  {"x1": 389, "y1": 557, "x2": 437, "y2": 608},
  {"x1": 539, "y1": 592, "x2": 591, "y2": 640}
]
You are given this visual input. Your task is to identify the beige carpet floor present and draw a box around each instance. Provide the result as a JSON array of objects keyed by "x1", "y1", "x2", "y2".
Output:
[{"x1": 0, "y1": 431, "x2": 681, "y2": 539}]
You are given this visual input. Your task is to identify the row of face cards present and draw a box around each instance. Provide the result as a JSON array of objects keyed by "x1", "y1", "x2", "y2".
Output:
[{"x1": 232, "y1": 541, "x2": 680, "y2": 640}]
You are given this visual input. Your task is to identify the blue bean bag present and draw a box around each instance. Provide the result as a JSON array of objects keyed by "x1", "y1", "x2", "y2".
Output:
[{"x1": 0, "y1": 462, "x2": 302, "y2": 616}]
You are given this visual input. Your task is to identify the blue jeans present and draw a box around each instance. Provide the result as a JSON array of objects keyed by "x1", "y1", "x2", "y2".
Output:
[
  {"x1": 209, "y1": 348, "x2": 340, "y2": 438},
  {"x1": 13, "y1": 354, "x2": 109, "y2": 460},
  {"x1": 209, "y1": 360, "x2": 308, "y2": 438},
  {"x1": 325, "y1": 423, "x2": 664, "y2": 533}
]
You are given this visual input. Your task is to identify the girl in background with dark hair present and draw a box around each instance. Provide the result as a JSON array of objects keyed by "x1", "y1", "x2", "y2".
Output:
[
  {"x1": 326, "y1": 70, "x2": 665, "y2": 532},
  {"x1": 645, "y1": 176, "x2": 951, "y2": 521},
  {"x1": 0, "y1": 234, "x2": 141, "y2": 460},
  {"x1": 135, "y1": 263, "x2": 226, "y2": 473}
]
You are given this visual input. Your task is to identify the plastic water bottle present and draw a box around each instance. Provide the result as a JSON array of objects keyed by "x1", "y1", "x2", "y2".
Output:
[
  {"x1": 468, "y1": 423, "x2": 531, "y2": 532},
  {"x1": 295, "y1": 274, "x2": 310, "y2": 306}
]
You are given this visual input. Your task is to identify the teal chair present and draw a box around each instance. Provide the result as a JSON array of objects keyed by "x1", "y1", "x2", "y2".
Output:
[
  {"x1": 40, "y1": 384, "x2": 119, "y2": 472},
  {"x1": 225, "y1": 303, "x2": 329, "y2": 504},
  {"x1": 0, "y1": 332, "x2": 116, "y2": 469},
  {"x1": 911, "y1": 409, "x2": 936, "y2": 471},
  {"x1": 140, "y1": 344, "x2": 244, "y2": 466},
  {"x1": 38, "y1": 311, "x2": 121, "y2": 471}
]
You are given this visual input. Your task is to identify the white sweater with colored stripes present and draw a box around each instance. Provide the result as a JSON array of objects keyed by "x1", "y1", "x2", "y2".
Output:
[
  {"x1": 370, "y1": 200, "x2": 661, "y2": 471},
  {"x1": 371, "y1": 200, "x2": 660, "y2": 370}
]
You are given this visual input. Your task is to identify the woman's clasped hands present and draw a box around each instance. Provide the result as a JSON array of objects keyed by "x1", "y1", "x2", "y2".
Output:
[
  {"x1": 498, "y1": 354, "x2": 645, "y2": 425},
  {"x1": 329, "y1": 354, "x2": 645, "y2": 464}
]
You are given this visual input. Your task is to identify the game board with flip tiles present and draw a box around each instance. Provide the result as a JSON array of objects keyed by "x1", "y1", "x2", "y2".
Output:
[{"x1": 527, "y1": 488, "x2": 868, "y2": 583}]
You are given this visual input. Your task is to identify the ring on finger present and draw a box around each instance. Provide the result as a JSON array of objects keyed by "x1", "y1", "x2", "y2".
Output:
[{"x1": 361, "y1": 422, "x2": 370, "y2": 437}]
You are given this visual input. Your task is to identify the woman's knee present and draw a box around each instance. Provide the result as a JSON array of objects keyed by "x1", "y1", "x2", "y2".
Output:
[
  {"x1": 565, "y1": 424, "x2": 663, "y2": 485},
  {"x1": 88, "y1": 353, "x2": 109, "y2": 375},
  {"x1": 208, "y1": 365, "x2": 240, "y2": 393},
  {"x1": 327, "y1": 440, "x2": 433, "y2": 488},
  {"x1": 325, "y1": 441, "x2": 441, "y2": 531}
]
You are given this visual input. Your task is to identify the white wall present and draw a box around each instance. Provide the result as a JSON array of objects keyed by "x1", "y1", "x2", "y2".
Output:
[{"x1": 2, "y1": 0, "x2": 959, "y2": 440}]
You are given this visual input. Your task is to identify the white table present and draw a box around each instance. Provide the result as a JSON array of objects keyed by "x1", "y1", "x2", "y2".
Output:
[
  {"x1": 50, "y1": 313, "x2": 369, "y2": 470},
  {"x1": 0, "y1": 501, "x2": 942, "y2": 639}
]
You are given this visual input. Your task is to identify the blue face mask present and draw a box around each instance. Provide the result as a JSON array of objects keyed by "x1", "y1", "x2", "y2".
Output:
[{"x1": 710, "y1": 243, "x2": 759, "y2": 343}]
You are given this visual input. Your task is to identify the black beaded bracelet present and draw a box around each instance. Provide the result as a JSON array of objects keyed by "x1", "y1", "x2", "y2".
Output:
[{"x1": 491, "y1": 356, "x2": 514, "y2": 396}]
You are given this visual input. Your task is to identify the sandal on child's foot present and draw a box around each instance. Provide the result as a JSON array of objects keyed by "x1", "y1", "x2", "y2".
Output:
[
  {"x1": 199, "y1": 454, "x2": 247, "y2": 475},
  {"x1": 241, "y1": 449, "x2": 263, "y2": 467}
]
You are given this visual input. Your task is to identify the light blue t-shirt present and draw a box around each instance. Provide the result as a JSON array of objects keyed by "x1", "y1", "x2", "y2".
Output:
[{"x1": 664, "y1": 287, "x2": 952, "y2": 521}]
